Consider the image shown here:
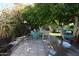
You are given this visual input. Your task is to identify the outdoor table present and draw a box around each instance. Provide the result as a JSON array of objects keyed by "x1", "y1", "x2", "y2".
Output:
[
  {"x1": 48, "y1": 47, "x2": 56, "y2": 56},
  {"x1": 30, "y1": 31, "x2": 39, "y2": 39},
  {"x1": 58, "y1": 40, "x2": 72, "y2": 48}
]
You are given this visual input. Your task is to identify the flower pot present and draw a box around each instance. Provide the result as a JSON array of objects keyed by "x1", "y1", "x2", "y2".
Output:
[{"x1": 72, "y1": 38, "x2": 78, "y2": 43}]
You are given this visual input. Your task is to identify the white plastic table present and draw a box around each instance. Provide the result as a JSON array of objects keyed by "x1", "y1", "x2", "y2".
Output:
[{"x1": 58, "y1": 40, "x2": 72, "y2": 48}]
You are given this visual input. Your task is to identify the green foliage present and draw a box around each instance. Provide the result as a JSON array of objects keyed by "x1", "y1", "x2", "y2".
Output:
[
  {"x1": 11, "y1": 20, "x2": 22, "y2": 37},
  {"x1": 22, "y1": 4, "x2": 57, "y2": 27},
  {"x1": 1, "y1": 3, "x2": 79, "y2": 39},
  {"x1": 22, "y1": 3, "x2": 79, "y2": 27}
]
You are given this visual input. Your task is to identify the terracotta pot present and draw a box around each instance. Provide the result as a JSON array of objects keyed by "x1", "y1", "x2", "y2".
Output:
[{"x1": 72, "y1": 38, "x2": 78, "y2": 43}]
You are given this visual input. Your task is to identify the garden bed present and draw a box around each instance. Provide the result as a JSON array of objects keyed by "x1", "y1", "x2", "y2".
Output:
[
  {"x1": 0, "y1": 36, "x2": 26, "y2": 56},
  {"x1": 0, "y1": 44, "x2": 13, "y2": 56}
]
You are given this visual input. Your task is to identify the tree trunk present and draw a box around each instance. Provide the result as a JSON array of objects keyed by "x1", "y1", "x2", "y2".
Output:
[
  {"x1": 73, "y1": 16, "x2": 78, "y2": 37},
  {"x1": 59, "y1": 23, "x2": 64, "y2": 46}
]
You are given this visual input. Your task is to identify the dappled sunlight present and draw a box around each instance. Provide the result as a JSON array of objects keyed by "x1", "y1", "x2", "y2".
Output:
[
  {"x1": 26, "y1": 48, "x2": 31, "y2": 51},
  {"x1": 43, "y1": 39, "x2": 49, "y2": 43},
  {"x1": 49, "y1": 32, "x2": 61, "y2": 36}
]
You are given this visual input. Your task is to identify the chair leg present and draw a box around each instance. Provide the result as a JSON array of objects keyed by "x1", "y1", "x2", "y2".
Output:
[
  {"x1": 48, "y1": 35, "x2": 50, "y2": 40},
  {"x1": 42, "y1": 34, "x2": 44, "y2": 40}
]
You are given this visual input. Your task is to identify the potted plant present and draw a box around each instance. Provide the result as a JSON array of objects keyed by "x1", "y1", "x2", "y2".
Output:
[{"x1": 72, "y1": 36, "x2": 78, "y2": 43}]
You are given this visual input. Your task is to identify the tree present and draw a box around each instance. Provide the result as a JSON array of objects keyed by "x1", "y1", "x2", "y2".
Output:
[{"x1": 21, "y1": 3, "x2": 79, "y2": 41}]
